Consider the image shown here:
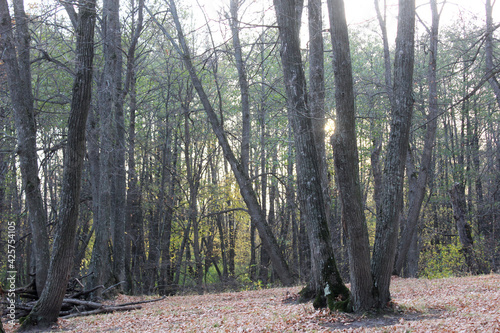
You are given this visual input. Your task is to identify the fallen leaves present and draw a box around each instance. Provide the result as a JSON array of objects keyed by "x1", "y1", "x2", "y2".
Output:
[{"x1": 3, "y1": 274, "x2": 499, "y2": 332}]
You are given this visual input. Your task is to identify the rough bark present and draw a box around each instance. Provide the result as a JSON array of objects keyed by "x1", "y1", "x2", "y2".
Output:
[
  {"x1": 123, "y1": 0, "x2": 145, "y2": 294},
  {"x1": 111, "y1": 0, "x2": 126, "y2": 289},
  {"x1": 159, "y1": 121, "x2": 177, "y2": 295},
  {"x1": 274, "y1": 0, "x2": 349, "y2": 310},
  {"x1": 394, "y1": 0, "x2": 440, "y2": 276},
  {"x1": 184, "y1": 110, "x2": 204, "y2": 293},
  {"x1": 0, "y1": 0, "x2": 50, "y2": 296},
  {"x1": 449, "y1": 183, "x2": 480, "y2": 274},
  {"x1": 372, "y1": 0, "x2": 391, "y2": 215},
  {"x1": 327, "y1": 0, "x2": 374, "y2": 312},
  {"x1": 88, "y1": 0, "x2": 119, "y2": 296},
  {"x1": 308, "y1": 0, "x2": 334, "y2": 247},
  {"x1": 371, "y1": 0, "x2": 415, "y2": 308},
  {"x1": 374, "y1": 0, "x2": 393, "y2": 102},
  {"x1": 151, "y1": 0, "x2": 294, "y2": 286},
  {"x1": 18, "y1": 0, "x2": 96, "y2": 328},
  {"x1": 485, "y1": 0, "x2": 500, "y2": 107},
  {"x1": 229, "y1": 0, "x2": 250, "y2": 176}
]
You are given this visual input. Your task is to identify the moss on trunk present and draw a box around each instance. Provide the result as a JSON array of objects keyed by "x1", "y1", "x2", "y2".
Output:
[{"x1": 299, "y1": 256, "x2": 351, "y2": 312}]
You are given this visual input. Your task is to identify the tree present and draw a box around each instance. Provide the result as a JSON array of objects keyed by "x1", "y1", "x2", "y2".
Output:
[
  {"x1": 0, "y1": 0, "x2": 50, "y2": 296},
  {"x1": 87, "y1": 0, "x2": 121, "y2": 296},
  {"x1": 273, "y1": 0, "x2": 349, "y2": 309},
  {"x1": 18, "y1": 0, "x2": 96, "y2": 328},
  {"x1": 371, "y1": 0, "x2": 415, "y2": 308},
  {"x1": 327, "y1": 0, "x2": 375, "y2": 312},
  {"x1": 393, "y1": 0, "x2": 443, "y2": 277}
]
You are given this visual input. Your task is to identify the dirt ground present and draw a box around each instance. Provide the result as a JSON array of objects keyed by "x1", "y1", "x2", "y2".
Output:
[{"x1": 3, "y1": 274, "x2": 500, "y2": 332}]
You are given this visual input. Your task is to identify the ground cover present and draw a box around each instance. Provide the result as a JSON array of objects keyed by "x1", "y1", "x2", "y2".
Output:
[{"x1": 3, "y1": 274, "x2": 500, "y2": 332}]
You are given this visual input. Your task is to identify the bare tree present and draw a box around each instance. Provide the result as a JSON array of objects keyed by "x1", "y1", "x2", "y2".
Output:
[
  {"x1": 327, "y1": 0, "x2": 375, "y2": 312},
  {"x1": 18, "y1": 0, "x2": 96, "y2": 328},
  {"x1": 394, "y1": 0, "x2": 443, "y2": 276},
  {"x1": 0, "y1": 0, "x2": 50, "y2": 296},
  {"x1": 274, "y1": 0, "x2": 349, "y2": 309},
  {"x1": 371, "y1": 0, "x2": 416, "y2": 308}
]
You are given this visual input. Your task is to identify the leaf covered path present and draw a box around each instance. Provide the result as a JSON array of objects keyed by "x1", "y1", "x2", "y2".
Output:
[{"x1": 4, "y1": 274, "x2": 500, "y2": 332}]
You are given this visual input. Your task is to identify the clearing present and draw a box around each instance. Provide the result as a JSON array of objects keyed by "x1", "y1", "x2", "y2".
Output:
[{"x1": 3, "y1": 274, "x2": 500, "y2": 332}]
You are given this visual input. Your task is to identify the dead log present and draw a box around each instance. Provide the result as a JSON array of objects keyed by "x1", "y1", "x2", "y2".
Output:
[
  {"x1": 69, "y1": 285, "x2": 104, "y2": 299},
  {"x1": 62, "y1": 298, "x2": 103, "y2": 309},
  {"x1": 59, "y1": 305, "x2": 142, "y2": 319},
  {"x1": 114, "y1": 296, "x2": 166, "y2": 307}
]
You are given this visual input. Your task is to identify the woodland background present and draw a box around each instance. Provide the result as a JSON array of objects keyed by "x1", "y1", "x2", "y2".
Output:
[{"x1": 0, "y1": 0, "x2": 499, "y2": 308}]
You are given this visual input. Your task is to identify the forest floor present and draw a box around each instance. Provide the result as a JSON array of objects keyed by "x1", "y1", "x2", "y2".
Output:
[{"x1": 3, "y1": 274, "x2": 500, "y2": 332}]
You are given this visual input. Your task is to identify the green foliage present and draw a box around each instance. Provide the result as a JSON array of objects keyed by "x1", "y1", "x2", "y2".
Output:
[{"x1": 419, "y1": 240, "x2": 466, "y2": 279}]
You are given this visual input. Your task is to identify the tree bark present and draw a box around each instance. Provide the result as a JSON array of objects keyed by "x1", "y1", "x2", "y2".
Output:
[
  {"x1": 87, "y1": 0, "x2": 120, "y2": 297},
  {"x1": 394, "y1": 0, "x2": 441, "y2": 276},
  {"x1": 327, "y1": 0, "x2": 375, "y2": 312},
  {"x1": 309, "y1": 0, "x2": 334, "y2": 249},
  {"x1": 274, "y1": 0, "x2": 349, "y2": 310},
  {"x1": 229, "y1": 0, "x2": 250, "y2": 177},
  {"x1": 374, "y1": 0, "x2": 393, "y2": 102},
  {"x1": 449, "y1": 183, "x2": 479, "y2": 274},
  {"x1": 151, "y1": 0, "x2": 294, "y2": 286},
  {"x1": 111, "y1": 0, "x2": 126, "y2": 289},
  {"x1": 0, "y1": 0, "x2": 50, "y2": 296},
  {"x1": 18, "y1": 0, "x2": 96, "y2": 328},
  {"x1": 485, "y1": 0, "x2": 500, "y2": 107},
  {"x1": 371, "y1": 0, "x2": 415, "y2": 308}
]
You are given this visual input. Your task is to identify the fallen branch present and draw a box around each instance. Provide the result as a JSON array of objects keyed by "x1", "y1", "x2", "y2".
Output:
[
  {"x1": 102, "y1": 281, "x2": 125, "y2": 295},
  {"x1": 69, "y1": 285, "x2": 104, "y2": 299},
  {"x1": 62, "y1": 298, "x2": 103, "y2": 309},
  {"x1": 59, "y1": 305, "x2": 142, "y2": 319},
  {"x1": 115, "y1": 296, "x2": 166, "y2": 307}
]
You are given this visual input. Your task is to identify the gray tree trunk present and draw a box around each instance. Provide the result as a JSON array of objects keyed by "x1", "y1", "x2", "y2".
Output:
[
  {"x1": 327, "y1": 0, "x2": 375, "y2": 312},
  {"x1": 112, "y1": 0, "x2": 126, "y2": 289},
  {"x1": 371, "y1": 0, "x2": 415, "y2": 308},
  {"x1": 88, "y1": 0, "x2": 120, "y2": 297},
  {"x1": 308, "y1": 0, "x2": 334, "y2": 250},
  {"x1": 394, "y1": 0, "x2": 441, "y2": 276},
  {"x1": 449, "y1": 183, "x2": 479, "y2": 274},
  {"x1": 124, "y1": 0, "x2": 145, "y2": 294},
  {"x1": 0, "y1": 0, "x2": 50, "y2": 296},
  {"x1": 18, "y1": 0, "x2": 96, "y2": 328},
  {"x1": 485, "y1": 0, "x2": 500, "y2": 107},
  {"x1": 274, "y1": 0, "x2": 349, "y2": 309}
]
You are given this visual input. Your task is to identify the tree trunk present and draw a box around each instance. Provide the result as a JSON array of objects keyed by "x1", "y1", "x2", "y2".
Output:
[
  {"x1": 258, "y1": 80, "x2": 269, "y2": 284},
  {"x1": 0, "y1": 0, "x2": 50, "y2": 296},
  {"x1": 308, "y1": 0, "x2": 334, "y2": 251},
  {"x1": 394, "y1": 0, "x2": 440, "y2": 276},
  {"x1": 111, "y1": 0, "x2": 126, "y2": 289},
  {"x1": 449, "y1": 183, "x2": 479, "y2": 274},
  {"x1": 485, "y1": 0, "x2": 500, "y2": 107},
  {"x1": 159, "y1": 127, "x2": 177, "y2": 295},
  {"x1": 88, "y1": 0, "x2": 120, "y2": 297},
  {"x1": 286, "y1": 125, "x2": 299, "y2": 278},
  {"x1": 184, "y1": 110, "x2": 204, "y2": 293},
  {"x1": 327, "y1": 0, "x2": 374, "y2": 312},
  {"x1": 229, "y1": 0, "x2": 250, "y2": 177},
  {"x1": 154, "y1": 0, "x2": 294, "y2": 286},
  {"x1": 123, "y1": 0, "x2": 144, "y2": 294},
  {"x1": 18, "y1": 0, "x2": 96, "y2": 328},
  {"x1": 274, "y1": 0, "x2": 349, "y2": 310},
  {"x1": 371, "y1": 0, "x2": 415, "y2": 308},
  {"x1": 374, "y1": 0, "x2": 393, "y2": 102}
]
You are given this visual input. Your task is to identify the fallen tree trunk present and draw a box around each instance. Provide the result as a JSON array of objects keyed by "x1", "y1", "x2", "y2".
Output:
[
  {"x1": 3, "y1": 282, "x2": 163, "y2": 321},
  {"x1": 59, "y1": 305, "x2": 142, "y2": 319}
]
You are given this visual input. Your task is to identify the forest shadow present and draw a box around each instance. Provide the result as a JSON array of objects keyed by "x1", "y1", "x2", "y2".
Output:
[{"x1": 321, "y1": 309, "x2": 443, "y2": 330}]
